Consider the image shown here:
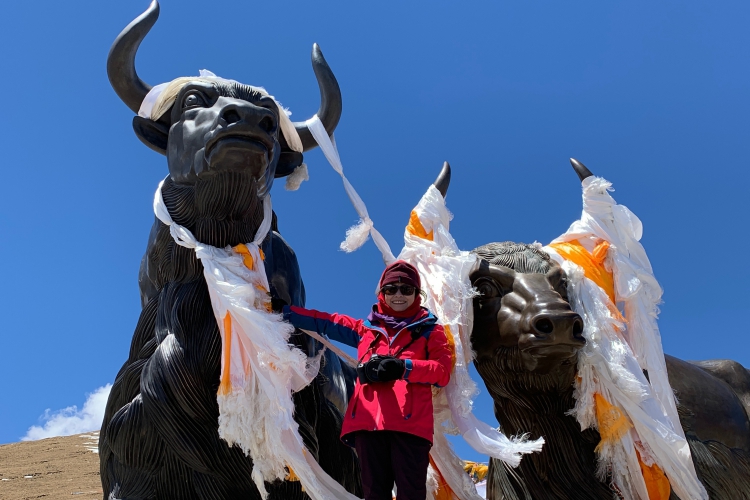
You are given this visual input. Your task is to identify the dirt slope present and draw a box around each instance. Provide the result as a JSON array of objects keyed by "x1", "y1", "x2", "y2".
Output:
[{"x1": 0, "y1": 432, "x2": 101, "y2": 500}]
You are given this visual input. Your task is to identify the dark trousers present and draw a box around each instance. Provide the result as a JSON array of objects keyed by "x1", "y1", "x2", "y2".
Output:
[{"x1": 354, "y1": 430, "x2": 432, "y2": 500}]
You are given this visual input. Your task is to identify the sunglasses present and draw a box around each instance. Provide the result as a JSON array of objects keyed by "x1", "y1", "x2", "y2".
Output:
[{"x1": 381, "y1": 284, "x2": 417, "y2": 296}]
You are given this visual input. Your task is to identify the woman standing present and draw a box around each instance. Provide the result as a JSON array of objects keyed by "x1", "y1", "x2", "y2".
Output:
[{"x1": 283, "y1": 260, "x2": 453, "y2": 500}]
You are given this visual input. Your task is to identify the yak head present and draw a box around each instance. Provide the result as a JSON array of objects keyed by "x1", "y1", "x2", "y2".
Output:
[
  {"x1": 107, "y1": 0, "x2": 340, "y2": 196},
  {"x1": 469, "y1": 242, "x2": 585, "y2": 403},
  {"x1": 469, "y1": 160, "x2": 600, "y2": 406}
]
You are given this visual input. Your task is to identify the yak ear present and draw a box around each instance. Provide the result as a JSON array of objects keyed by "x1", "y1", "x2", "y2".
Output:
[
  {"x1": 274, "y1": 151, "x2": 304, "y2": 178},
  {"x1": 133, "y1": 116, "x2": 168, "y2": 155}
]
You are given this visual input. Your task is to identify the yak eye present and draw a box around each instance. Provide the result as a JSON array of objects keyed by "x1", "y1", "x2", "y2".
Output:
[
  {"x1": 182, "y1": 92, "x2": 207, "y2": 110},
  {"x1": 475, "y1": 278, "x2": 500, "y2": 299}
]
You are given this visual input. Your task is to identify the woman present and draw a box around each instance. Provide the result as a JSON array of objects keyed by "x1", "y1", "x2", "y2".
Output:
[{"x1": 283, "y1": 260, "x2": 453, "y2": 500}]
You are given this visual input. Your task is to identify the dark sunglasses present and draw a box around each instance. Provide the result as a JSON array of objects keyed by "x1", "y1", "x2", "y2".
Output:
[{"x1": 381, "y1": 284, "x2": 417, "y2": 296}]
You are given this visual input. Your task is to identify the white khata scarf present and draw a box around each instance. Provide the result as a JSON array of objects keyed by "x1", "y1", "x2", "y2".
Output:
[
  {"x1": 399, "y1": 186, "x2": 544, "y2": 500},
  {"x1": 543, "y1": 176, "x2": 707, "y2": 500},
  {"x1": 305, "y1": 116, "x2": 395, "y2": 260},
  {"x1": 153, "y1": 182, "x2": 360, "y2": 500},
  {"x1": 148, "y1": 75, "x2": 363, "y2": 498}
]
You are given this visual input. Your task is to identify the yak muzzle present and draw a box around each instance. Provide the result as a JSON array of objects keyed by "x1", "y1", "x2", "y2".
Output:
[
  {"x1": 204, "y1": 101, "x2": 278, "y2": 169},
  {"x1": 519, "y1": 310, "x2": 585, "y2": 372}
]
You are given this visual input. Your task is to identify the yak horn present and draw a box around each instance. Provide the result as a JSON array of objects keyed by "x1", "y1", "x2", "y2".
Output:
[
  {"x1": 433, "y1": 161, "x2": 451, "y2": 197},
  {"x1": 107, "y1": 0, "x2": 158, "y2": 114},
  {"x1": 570, "y1": 158, "x2": 594, "y2": 182},
  {"x1": 293, "y1": 44, "x2": 343, "y2": 152}
]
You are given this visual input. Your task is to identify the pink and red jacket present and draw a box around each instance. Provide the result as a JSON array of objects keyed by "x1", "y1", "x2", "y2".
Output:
[{"x1": 283, "y1": 305, "x2": 452, "y2": 445}]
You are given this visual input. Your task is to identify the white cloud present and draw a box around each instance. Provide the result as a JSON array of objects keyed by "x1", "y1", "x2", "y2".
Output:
[{"x1": 22, "y1": 384, "x2": 112, "y2": 441}]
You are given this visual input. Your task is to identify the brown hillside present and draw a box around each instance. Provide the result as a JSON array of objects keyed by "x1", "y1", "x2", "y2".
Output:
[{"x1": 0, "y1": 432, "x2": 101, "y2": 500}]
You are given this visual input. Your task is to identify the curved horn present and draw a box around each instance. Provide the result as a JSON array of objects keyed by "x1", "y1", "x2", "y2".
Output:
[
  {"x1": 107, "y1": 0, "x2": 159, "y2": 114},
  {"x1": 570, "y1": 158, "x2": 594, "y2": 182},
  {"x1": 294, "y1": 44, "x2": 343, "y2": 152},
  {"x1": 433, "y1": 161, "x2": 451, "y2": 197}
]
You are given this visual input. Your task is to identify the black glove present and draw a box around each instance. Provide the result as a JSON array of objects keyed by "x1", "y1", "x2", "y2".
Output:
[
  {"x1": 357, "y1": 355, "x2": 406, "y2": 384},
  {"x1": 375, "y1": 357, "x2": 406, "y2": 382}
]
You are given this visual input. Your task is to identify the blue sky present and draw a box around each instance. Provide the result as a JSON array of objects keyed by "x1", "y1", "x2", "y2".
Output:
[{"x1": 0, "y1": 0, "x2": 748, "y2": 466}]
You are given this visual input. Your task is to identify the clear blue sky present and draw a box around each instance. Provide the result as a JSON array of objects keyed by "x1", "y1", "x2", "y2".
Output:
[{"x1": 0, "y1": 0, "x2": 748, "y2": 466}]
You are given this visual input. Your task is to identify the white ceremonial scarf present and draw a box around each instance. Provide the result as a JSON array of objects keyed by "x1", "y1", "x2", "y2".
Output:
[
  {"x1": 305, "y1": 116, "x2": 395, "y2": 262},
  {"x1": 543, "y1": 176, "x2": 706, "y2": 500},
  {"x1": 399, "y1": 186, "x2": 544, "y2": 500},
  {"x1": 153, "y1": 179, "x2": 360, "y2": 500}
]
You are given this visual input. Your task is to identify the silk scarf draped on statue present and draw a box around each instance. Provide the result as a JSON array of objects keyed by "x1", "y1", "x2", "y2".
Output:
[{"x1": 544, "y1": 176, "x2": 706, "y2": 500}]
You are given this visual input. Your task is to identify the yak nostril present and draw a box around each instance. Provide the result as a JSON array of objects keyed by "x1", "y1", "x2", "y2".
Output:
[
  {"x1": 573, "y1": 319, "x2": 584, "y2": 339},
  {"x1": 259, "y1": 116, "x2": 275, "y2": 133},
  {"x1": 224, "y1": 110, "x2": 241, "y2": 125},
  {"x1": 534, "y1": 318, "x2": 554, "y2": 335}
]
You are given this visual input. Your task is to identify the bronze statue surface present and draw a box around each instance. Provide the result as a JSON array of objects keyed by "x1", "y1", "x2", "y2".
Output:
[
  {"x1": 100, "y1": 2, "x2": 360, "y2": 498},
  {"x1": 469, "y1": 161, "x2": 750, "y2": 499}
]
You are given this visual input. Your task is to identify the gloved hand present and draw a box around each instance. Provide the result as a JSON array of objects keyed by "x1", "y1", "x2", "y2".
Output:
[
  {"x1": 357, "y1": 355, "x2": 406, "y2": 384},
  {"x1": 374, "y1": 357, "x2": 406, "y2": 382}
]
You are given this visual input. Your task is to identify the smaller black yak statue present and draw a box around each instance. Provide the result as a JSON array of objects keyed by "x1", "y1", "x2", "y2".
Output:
[
  {"x1": 469, "y1": 160, "x2": 750, "y2": 499},
  {"x1": 99, "y1": 2, "x2": 360, "y2": 499}
]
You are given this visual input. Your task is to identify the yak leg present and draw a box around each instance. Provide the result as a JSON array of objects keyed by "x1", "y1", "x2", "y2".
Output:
[
  {"x1": 103, "y1": 395, "x2": 164, "y2": 500},
  {"x1": 140, "y1": 280, "x2": 263, "y2": 496},
  {"x1": 153, "y1": 450, "x2": 199, "y2": 500},
  {"x1": 140, "y1": 333, "x2": 258, "y2": 495},
  {"x1": 145, "y1": 329, "x2": 277, "y2": 500},
  {"x1": 101, "y1": 297, "x2": 161, "y2": 500}
]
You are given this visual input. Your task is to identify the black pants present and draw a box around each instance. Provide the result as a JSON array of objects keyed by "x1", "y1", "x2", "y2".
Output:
[{"x1": 354, "y1": 430, "x2": 432, "y2": 500}]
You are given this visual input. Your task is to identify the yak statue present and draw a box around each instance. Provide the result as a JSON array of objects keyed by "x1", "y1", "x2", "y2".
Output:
[
  {"x1": 99, "y1": 2, "x2": 361, "y2": 499},
  {"x1": 469, "y1": 160, "x2": 750, "y2": 499}
]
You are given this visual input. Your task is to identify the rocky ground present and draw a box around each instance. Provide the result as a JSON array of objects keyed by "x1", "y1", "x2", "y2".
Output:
[{"x1": 0, "y1": 432, "x2": 101, "y2": 499}]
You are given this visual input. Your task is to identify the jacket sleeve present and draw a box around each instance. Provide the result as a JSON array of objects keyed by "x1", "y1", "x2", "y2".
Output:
[
  {"x1": 403, "y1": 324, "x2": 453, "y2": 387},
  {"x1": 282, "y1": 305, "x2": 362, "y2": 348}
]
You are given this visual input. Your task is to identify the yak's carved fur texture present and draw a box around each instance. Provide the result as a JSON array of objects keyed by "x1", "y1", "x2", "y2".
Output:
[
  {"x1": 101, "y1": 2, "x2": 358, "y2": 497},
  {"x1": 471, "y1": 242, "x2": 750, "y2": 500},
  {"x1": 100, "y1": 174, "x2": 360, "y2": 500}
]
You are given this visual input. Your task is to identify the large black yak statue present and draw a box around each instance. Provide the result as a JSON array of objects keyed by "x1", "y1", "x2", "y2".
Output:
[
  {"x1": 469, "y1": 160, "x2": 750, "y2": 499},
  {"x1": 99, "y1": 2, "x2": 361, "y2": 499}
]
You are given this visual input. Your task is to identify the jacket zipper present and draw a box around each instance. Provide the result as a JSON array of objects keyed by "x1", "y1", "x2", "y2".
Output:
[{"x1": 358, "y1": 316, "x2": 434, "y2": 423}]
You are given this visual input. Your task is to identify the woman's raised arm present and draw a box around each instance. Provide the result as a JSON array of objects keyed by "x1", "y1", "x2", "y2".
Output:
[{"x1": 282, "y1": 305, "x2": 363, "y2": 348}]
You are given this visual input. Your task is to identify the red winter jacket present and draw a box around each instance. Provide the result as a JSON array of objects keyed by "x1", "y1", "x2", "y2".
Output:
[{"x1": 283, "y1": 305, "x2": 452, "y2": 445}]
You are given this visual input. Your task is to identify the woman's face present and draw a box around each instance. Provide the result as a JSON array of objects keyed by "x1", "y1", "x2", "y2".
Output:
[{"x1": 381, "y1": 282, "x2": 417, "y2": 312}]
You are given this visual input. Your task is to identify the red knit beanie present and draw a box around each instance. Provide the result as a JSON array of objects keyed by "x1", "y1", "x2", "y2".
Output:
[
  {"x1": 376, "y1": 260, "x2": 423, "y2": 319},
  {"x1": 379, "y1": 260, "x2": 421, "y2": 289}
]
